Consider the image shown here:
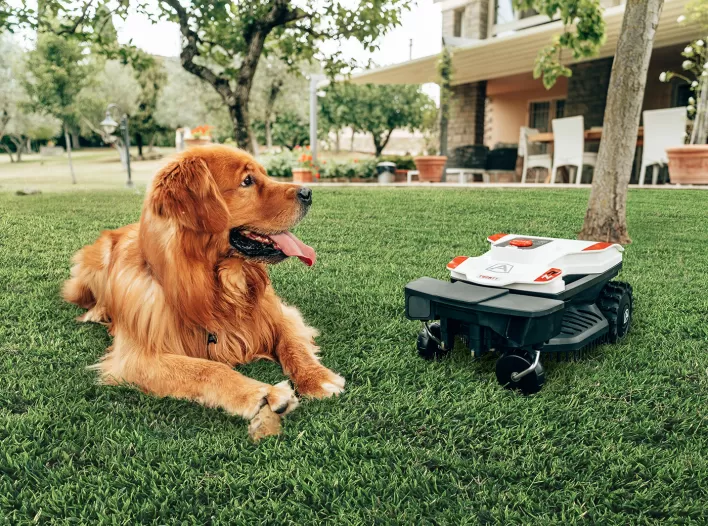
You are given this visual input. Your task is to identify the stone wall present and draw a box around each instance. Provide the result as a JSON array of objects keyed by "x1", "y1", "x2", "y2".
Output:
[
  {"x1": 448, "y1": 81, "x2": 487, "y2": 152},
  {"x1": 565, "y1": 57, "x2": 614, "y2": 128}
]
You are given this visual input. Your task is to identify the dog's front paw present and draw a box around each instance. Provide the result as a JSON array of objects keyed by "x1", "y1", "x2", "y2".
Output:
[
  {"x1": 248, "y1": 405, "x2": 282, "y2": 441},
  {"x1": 296, "y1": 367, "x2": 346, "y2": 399},
  {"x1": 267, "y1": 380, "x2": 299, "y2": 416}
]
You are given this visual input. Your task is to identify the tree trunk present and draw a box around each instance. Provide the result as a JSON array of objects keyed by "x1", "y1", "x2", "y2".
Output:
[
  {"x1": 1, "y1": 144, "x2": 15, "y2": 162},
  {"x1": 9, "y1": 136, "x2": 23, "y2": 162},
  {"x1": 335, "y1": 129, "x2": 340, "y2": 153},
  {"x1": 231, "y1": 92, "x2": 254, "y2": 153},
  {"x1": 136, "y1": 132, "x2": 144, "y2": 159},
  {"x1": 350, "y1": 130, "x2": 355, "y2": 152},
  {"x1": 264, "y1": 78, "x2": 282, "y2": 151},
  {"x1": 71, "y1": 131, "x2": 80, "y2": 150},
  {"x1": 64, "y1": 123, "x2": 77, "y2": 184},
  {"x1": 578, "y1": 0, "x2": 663, "y2": 244},
  {"x1": 374, "y1": 129, "x2": 394, "y2": 156},
  {"x1": 148, "y1": 134, "x2": 156, "y2": 153}
]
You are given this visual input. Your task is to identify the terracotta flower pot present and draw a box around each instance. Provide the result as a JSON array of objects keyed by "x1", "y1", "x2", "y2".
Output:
[
  {"x1": 666, "y1": 145, "x2": 708, "y2": 184},
  {"x1": 413, "y1": 156, "x2": 448, "y2": 182},
  {"x1": 185, "y1": 138, "x2": 211, "y2": 148},
  {"x1": 292, "y1": 169, "x2": 314, "y2": 183}
]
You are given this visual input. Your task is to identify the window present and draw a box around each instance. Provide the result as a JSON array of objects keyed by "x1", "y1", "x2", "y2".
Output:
[
  {"x1": 453, "y1": 8, "x2": 464, "y2": 38},
  {"x1": 555, "y1": 99, "x2": 565, "y2": 119},
  {"x1": 529, "y1": 101, "x2": 551, "y2": 132},
  {"x1": 492, "y1": 0, "x2": 548, "y2": 36},
  {"x1": 494, "y1": 0, "x2": 538, "y2": 24},
  {"x1": 529, "y1": 98, "x2": 567, "y2": 132}
]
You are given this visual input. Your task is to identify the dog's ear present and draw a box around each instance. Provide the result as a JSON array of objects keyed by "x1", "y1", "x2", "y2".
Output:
[{"x1": 151, "y1": 157, "x2": 229, "y2": 233}]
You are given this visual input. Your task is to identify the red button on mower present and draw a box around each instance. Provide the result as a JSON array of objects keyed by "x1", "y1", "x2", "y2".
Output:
[{"x1": 510, "y1": 238, "x2": 533, "y2": 247}]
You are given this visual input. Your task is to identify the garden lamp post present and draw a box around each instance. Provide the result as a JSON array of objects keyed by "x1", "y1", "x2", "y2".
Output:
[
  {"x1": 100, "y1": 104, "x2": 133, "y2": 188},
  {"x1": 308, "y1": 74, "x2": 326, "y2": 166}
]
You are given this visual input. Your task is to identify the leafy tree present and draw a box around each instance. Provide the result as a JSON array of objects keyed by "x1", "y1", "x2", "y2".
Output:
[
  {"x1": 249, "y1": 56, "x2": 310, "y2": 150},
  {"x1": 7, "y1": 0, "x2": 413, "y2": 154},
  {"x1": 322, "y1": 83, "x2": 434, "y2": 156},
  {"x1": 24, "y1": 30, "x2": 97, "y2": 183},
  {"x1": 129, "y1": 52, "x2": 168, "y2": 158},
  {"x1": 154, "y1": 58, "x2": 232, "y2": 142},
  {"x1": 0, "y1": 35, "x2": 62, "y2": 162},
  {"x1": 253, "y1": 110, "x2": 310, "y2": 150},
  {"x1": 438, "y1": 47, "x2": 452, "y2": 157}
]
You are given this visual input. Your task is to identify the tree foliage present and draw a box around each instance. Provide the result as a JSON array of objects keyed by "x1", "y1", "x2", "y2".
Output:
[
  {"x1": 516, "y1": 0, "x2": 606, "y2": 88},
  {"x1": 24, "y1": 31, "x2": 96, "y2": 131},
  {"x1": 321, "y1": 83, "x2": 434, "y2": 156},
  {"x1": 5, "y1": 0, "x2": 413, "y2": 153},
  {"x1": 0, "y1": 36, "x2": 61, "y2": 161}
]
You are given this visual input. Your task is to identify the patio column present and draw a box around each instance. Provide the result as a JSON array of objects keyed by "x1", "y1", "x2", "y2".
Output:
[
  {"x1": 448, "y1": 81, "x2": 487, "y2": 153},
  {"x1": 565, "y1": 57, "x2": 614, "y2": 129}
]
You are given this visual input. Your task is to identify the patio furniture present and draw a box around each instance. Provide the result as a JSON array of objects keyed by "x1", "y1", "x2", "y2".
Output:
[
  {"x1": 550, "y1": 116, "x2": 598, "y2": 185},
  {"x1": 486, "y1": 145, "x2": 519, "y2": 182},
  {"x1": 449, "y1": 145, "x2": 490, "y2": 183},
  {"x1": 519, "y1": 127, "x2": 551, "y2": 184},
  {"x1": 528, "y1": 128, "x2": 644, "y2": 144},
  {"x1": 640, "y1": 107, "x2": 687, "y2": 186}
]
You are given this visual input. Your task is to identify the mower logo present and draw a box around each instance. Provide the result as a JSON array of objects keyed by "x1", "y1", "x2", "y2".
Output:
[{"x1": 486, "y1": 263, "x2": 514, "y2": 274}]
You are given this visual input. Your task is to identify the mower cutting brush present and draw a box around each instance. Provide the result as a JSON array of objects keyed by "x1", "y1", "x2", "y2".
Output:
[{"x1": 404, "y1": 233, "x2": 633, "y2": 394}]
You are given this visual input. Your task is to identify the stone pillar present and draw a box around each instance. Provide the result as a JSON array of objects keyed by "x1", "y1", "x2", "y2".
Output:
[
  {"x1": 565, "y1": 57, "x2": 614, "y2": 128},
  {"x1": 462, "y1": 0, "x2": 489, "y2": 40},
  {"x1": 448, "y1": 81, "x2": 487, "y2": 152},
  {"x1": 441, "y1": 0, "x2": 489, "y2": 40}
]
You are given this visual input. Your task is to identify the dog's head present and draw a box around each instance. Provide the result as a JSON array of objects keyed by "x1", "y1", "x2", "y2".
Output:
[{"x1": 146, "y1": 145, "x2": 315, "y2": 266}]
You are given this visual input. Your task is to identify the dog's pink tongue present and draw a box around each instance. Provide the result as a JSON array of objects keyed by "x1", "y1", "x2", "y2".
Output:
[{"x1": 269, "y1": 232, "x2": 316, "y2": 266}]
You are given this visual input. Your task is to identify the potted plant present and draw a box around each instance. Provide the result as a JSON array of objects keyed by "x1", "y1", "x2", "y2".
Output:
[
  {"x1": 293, "y1": 147, "x2": 316, "y2": 183},
  {"x1": 662, "y1": 7, "x2": 708, "y2": 184},
  {"x1": 414, "y1": 48, "x2": 451, "y2": 182},
  {"x1": 185, "y1": 125, "x2": 213, "y2": 148}
]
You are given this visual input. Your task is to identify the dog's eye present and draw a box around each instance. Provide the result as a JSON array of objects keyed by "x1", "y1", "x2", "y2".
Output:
[{"x1": 241, "y1": 175, "x2": 254, "y2": 187}]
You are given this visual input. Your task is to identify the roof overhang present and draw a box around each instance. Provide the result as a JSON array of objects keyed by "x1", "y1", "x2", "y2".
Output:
[{"x1": 350, "y1": 0, "x2": 703, "y2": 86}]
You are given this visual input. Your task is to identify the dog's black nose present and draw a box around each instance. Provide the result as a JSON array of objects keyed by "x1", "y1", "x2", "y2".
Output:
[{"x1": 297, "y1": 187, "x2": 312, "y2": 205}]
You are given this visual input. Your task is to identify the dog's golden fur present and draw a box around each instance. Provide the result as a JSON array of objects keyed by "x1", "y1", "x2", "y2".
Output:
[{"x1": 63, "y1": 145, "x2": 344, "y2": 425}]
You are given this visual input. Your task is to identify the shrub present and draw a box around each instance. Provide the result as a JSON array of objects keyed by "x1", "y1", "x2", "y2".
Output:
[
  {"x1": 261, "y1": 151, "x2": 293, "y2": 178},
  {"x1": 322, "y1": 159, "x2": 356, "y2": 179},
  {"x1": 355, "y1": 158, "x2": 378, "y2": 178}
]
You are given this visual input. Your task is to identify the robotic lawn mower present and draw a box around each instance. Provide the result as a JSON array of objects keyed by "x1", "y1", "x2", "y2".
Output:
[{"x1": 405, "y1": 233, "x2": 633, "y2": 394}]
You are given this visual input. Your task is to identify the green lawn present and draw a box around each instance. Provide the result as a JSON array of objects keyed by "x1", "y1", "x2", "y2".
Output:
[{"x1": 1, "y1": 188, "x2": 706, "y2": 524}]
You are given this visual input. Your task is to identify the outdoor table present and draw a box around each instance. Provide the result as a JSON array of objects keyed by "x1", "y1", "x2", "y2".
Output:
[
  {"x1": 527, "y1": 127, "x2": 644, "y2": 145},
  {"x1": 527, "y1": 127, "x2": 645, "y2": 183}
]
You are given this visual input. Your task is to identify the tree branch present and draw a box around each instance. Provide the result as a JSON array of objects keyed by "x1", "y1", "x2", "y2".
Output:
[
  {"x1": 160, "y1": 0, "x2": 235, "y2": 104},
  {"x1": 55, "y1": 0, "x2": 96, "y2": 35}
]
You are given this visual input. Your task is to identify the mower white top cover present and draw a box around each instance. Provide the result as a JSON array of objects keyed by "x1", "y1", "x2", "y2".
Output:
[{"x1": 449, "y1": 234, "x2": 623, "y2": 294}]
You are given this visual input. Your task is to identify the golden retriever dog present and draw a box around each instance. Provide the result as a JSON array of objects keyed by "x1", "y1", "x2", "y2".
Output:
[{"x1": 63, "y1": 145, "x2": 344, "y2": 435}]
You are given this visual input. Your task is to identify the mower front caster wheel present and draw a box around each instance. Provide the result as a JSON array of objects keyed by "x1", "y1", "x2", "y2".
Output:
[
  {"x1": 495, "y1": 350, "x2": 545, "y2": 394},
  {"x1": 417, "y1": 322, "x2": 450, "y2": 360}
]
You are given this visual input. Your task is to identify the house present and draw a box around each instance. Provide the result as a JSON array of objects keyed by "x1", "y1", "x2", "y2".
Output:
[{"x1": 351, "y1": 0, "x2": 702, "y2": 163}]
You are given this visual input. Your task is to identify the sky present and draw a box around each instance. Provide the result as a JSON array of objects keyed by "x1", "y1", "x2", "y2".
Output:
[{"x1": 114, "y1": 0, "x2": 443, "y2": 69}]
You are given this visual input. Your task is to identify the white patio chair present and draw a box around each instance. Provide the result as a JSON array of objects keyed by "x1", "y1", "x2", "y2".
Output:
[
  {"x1": 640, "y1": 107, "x2": 687, "y2": 185},
  {"x1": 519, "y1": 127, "x2": 551, "y2": 184},
  {"x1": 550, "y1": 116, "x2": 597, "y2": 185}
]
